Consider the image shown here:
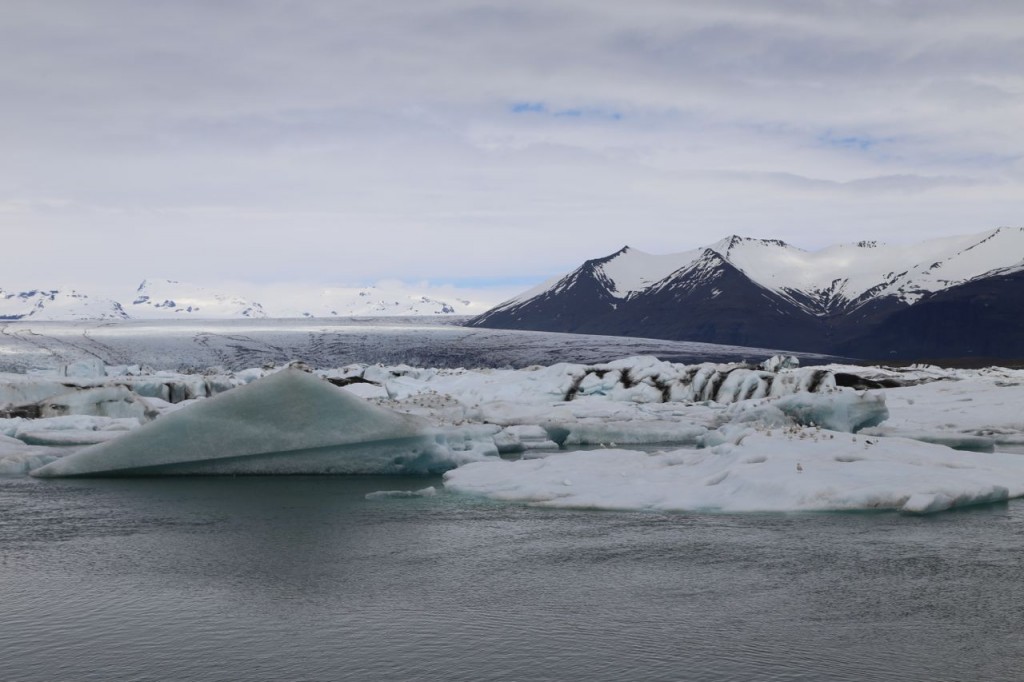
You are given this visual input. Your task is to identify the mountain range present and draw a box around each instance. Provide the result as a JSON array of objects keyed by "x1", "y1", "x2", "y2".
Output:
[
  {"x1": 0, "y1": 279, "x2": 477, "y2": 321},
  {"x1": 467, "y1": 227, "x2": 1024, "y2": 361}
]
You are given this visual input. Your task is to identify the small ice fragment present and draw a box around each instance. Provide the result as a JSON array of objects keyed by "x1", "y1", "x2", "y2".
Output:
[
  {"x1": 901, "y1": 493, "x2": 954, "y2": 514},
  {"x1": 365, "y1": 486, "x2": 437, "y2": 500}
]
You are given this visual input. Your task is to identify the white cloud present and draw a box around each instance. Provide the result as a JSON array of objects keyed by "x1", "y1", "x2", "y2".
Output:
[{"x1": 0, "y1": 0, "x2": 1021, "y2": 294}]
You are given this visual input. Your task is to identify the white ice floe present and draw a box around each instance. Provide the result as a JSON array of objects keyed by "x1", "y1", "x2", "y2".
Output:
[
  {"x1": 859, "y1": 373, "x2": 1024, "y2": 452},
  {"x1": 444, "y1": 429, "x2": 1024, "y2": 514},
  {"x1": 365, "y1": 486, "x2": 438, "y2": 499},
  {"x1": 31, "y1": 369, "x2": 497, "y2": 477},
  {"x1": 3, "y1": 414, "x2": 141, "y2": 447},
  {"x1": 493, "y1": 425, "x2": 561, "y2": 453},
  {"x1": 0, "y1": 433, "x2": 64, "y2": 476},
  {"x1": 0, "y1": 415, "x2": 139, "y2": 474}
]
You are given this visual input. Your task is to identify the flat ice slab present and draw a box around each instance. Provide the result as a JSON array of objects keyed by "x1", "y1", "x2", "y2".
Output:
[
  {"x1": 31, "y1": 369, "x2": 492, "y2": 477},
  {"x1": 444, "y1": 428, "x2": 1024, "y2": 514}
]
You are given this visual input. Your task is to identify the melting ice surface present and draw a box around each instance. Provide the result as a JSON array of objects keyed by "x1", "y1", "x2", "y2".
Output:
[{"x1": 2, "y1": 351, "x2": 1024, "y2": 514}]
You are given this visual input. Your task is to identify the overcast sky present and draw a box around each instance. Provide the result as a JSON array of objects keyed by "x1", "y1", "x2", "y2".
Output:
[{"x1": 2, "y1": 0, "x2": 1022, "y2": 299}]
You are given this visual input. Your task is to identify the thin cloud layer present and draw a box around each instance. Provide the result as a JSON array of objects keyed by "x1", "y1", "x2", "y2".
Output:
[{"x1": 0, "y1": 0, "x2": 1021, "y2": 292}]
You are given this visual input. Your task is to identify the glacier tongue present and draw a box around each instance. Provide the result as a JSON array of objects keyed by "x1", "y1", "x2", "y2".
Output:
[{"x1": 31, "y1": 369, "x2": 496, "y2": 477}]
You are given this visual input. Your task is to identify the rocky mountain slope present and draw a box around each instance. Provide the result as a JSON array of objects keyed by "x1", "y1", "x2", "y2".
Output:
[{"x1": 468, "y1": 227, "x2": 1024, "y2": 361}]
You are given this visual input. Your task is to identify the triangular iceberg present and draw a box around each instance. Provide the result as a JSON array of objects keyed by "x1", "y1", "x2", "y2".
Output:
[{"x1": 32, "y1": 369, "x2": 489, "y2": 477}]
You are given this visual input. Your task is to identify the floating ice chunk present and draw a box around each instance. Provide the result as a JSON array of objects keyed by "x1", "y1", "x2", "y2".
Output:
[
  {"x1": 493, "y1": 425, "x2": 560, "y2": 453},
  {"x1": 126, "y1": 379, "x2": 172, "y2": 402},
  {"x1": 768, "y1": 368, "x2": 836, "y2": 397},
  {"x1": 0, "y1": 432, "x2": 24, "y2": 447},
  {"x1": 339, "y1": 382, "x2": 389, "y2": 400},
  {"x1": 901, "y1": 493, "x2": 957, "y2": 514},
  {"x1": 3, "y1": 415, "x2": 137, "y2": 439},
  {"x1": 559, "y1": 421, "x2": 709, "y2": 447},
  {"x1": 774, "y1": 391, "x2": 887, "y2": 432},
  {"x1": 0, "y1": 380, "x2": 74, "y2": 415},
  {"x1": 36, "y1": 386, "x2": 149, "y2": 421},
  {"x1": 31, "y1": 369, "x2": 496, "y2": 477},
  {"x1": 0, "y1": 418, "x2": 25, "y2": 438},
  {"x1": 12, "y1": 415, "x2": 140, "y2": 446},
  {"x1": 731, "y1": 391, "x2": 888, "y2": 433},
  {"x1": 760, "y1": 355, "x2": 799, "y2": 372},
  {"x1": 444, "y1": 431, "x2": 1024, "y2": 514},
  {"x1": 901, "y1": 487, "x2": 1009, "y2": 514},
  {"x1": 860, "y1": 427, "x2": 995, "y2": 453},
  {"x1": 0, "y1": 434, "x2": 63, "y2": 476},
  {"x1": 233, "y1": 368, "x2": 266, "y2": 384},
  {"x1": 365, "y1": 486, "x2": 437, "y2": 499},
  {"x1": 440, "y1": 424, "x2": 501, "y2": 461},
  {"x1": 468, "y1": 401, "x2": 577, "y2": 427},
  {"x1": 16, "y1": 430, "x2": 127, "y2": 446},
  {"x1": 860, "y1": 377, "x2": 1024, "y2": 451},
  {"x1": 58, "y1": 359, "x2": 107, "y2": 378},
  {"x1": 0, "y1": 452, "x2": 62, "y2": 476}
]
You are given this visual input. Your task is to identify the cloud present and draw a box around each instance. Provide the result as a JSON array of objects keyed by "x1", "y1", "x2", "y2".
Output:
[{"x1": 0, "y1": 0, "x2": 1021, "y2": 293}]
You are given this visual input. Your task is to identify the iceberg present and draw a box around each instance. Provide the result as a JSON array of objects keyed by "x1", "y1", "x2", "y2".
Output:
[
  {"x1": 444, "y1": 430, "x2": 1024, "y2": 514},
  {"x1": 4, "y1": 352, "x2": 1023, "y2": 517},
  {"x1": 365, "y1": 486, "x2": 438, "y2": 499},
  {"x1": 31, "y1": 369, "x2": 496, "y2": 477},
  {"x1": 727, "y1": 391, "x2": 889, "y2": 433},
  {"x1": 8, "y1": 414, "x2": 140, "y2": 446}
]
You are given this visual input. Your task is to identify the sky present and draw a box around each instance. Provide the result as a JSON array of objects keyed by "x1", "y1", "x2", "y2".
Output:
[{"x1": 1, "y1": 0, "x2": 1022, "y2": 304}]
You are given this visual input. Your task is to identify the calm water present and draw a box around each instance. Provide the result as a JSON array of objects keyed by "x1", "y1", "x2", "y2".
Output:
[{"x1": 2, "y1": 476, "x2": 1022, "y2": 682}]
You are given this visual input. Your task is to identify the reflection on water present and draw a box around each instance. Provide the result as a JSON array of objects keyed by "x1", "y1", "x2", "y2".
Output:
[{"x1": 2, "y1": 475, "x2": 1023, "y2": 682}]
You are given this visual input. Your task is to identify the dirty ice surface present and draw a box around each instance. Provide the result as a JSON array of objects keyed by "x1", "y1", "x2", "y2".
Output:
[{"x1": 3, "y1": 353, "x2": 1024, "y2": 514}]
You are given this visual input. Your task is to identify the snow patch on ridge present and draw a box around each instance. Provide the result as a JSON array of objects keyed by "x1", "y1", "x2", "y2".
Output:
[
  {"x1": 487, "y1": 227, "x2": 1024, "y2": 318},
  {"x1": 0, "y1": 288, "x2": 127, "y2": 321}
]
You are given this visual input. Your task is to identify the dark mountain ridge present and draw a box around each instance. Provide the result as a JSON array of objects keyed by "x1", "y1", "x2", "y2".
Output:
[{"x1": 469, "y1": 229, "x2": 1024, "y2": 362}]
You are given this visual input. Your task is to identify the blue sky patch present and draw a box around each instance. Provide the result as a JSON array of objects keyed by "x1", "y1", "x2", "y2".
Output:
[
  {"x1": 819, "y1": 131, "x2": 878, "y2": 151},
  {"x1": 510, "y1": 102, "x2": 546, "y2": 113},
  {"x1": 510, "y1": 102, "x2": 622, "y2": 121}
]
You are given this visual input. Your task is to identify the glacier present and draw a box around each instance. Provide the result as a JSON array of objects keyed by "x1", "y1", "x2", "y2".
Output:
[{"x1": 31, "y1": 369, "x2": 497, "y2": 477}]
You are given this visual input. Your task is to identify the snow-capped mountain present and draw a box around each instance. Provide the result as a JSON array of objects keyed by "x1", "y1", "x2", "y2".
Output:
[
  {"x1": 130, "y1": 279, "x2": 268, "y2": 318},
  {"x1": 469, "y1": 227, "x2": 1024, "y2": 360},
  {"x1": 0, "y1": 280, "x2": 480, "y2": 321},
  {"x1": 0, "y1": 288, "x2": 128, "y2": 321},
  {"x1": 273, "y1": 284, "x2": 470, "y2": 318}
]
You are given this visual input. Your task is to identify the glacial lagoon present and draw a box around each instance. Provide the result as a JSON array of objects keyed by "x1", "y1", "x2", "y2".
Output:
[
  {"x1": 3, "y1": 475, "x2": 1023, "y2": 682},
  {"x1": 2, "y1": 320, "x2": 1023, "y2": 680}
]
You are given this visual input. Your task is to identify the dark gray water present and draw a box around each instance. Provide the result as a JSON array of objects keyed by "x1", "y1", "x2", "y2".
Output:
[{"x1": 2, "y1": 476, "x2": 1022, "y2": 682}]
